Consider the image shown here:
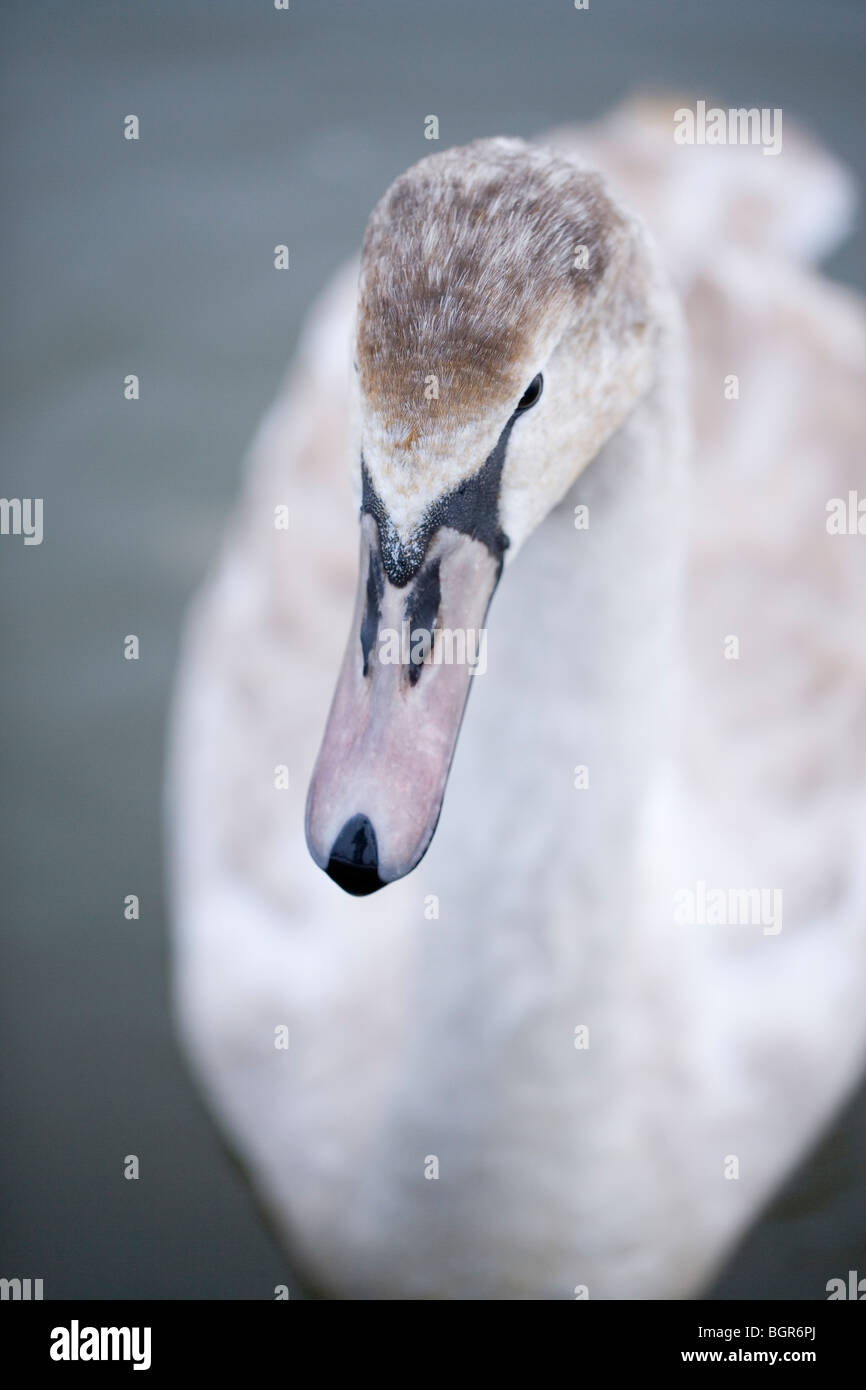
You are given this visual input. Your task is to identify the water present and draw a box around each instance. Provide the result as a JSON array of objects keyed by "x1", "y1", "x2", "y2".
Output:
[{"x1": 1, "y1": 0, "x2": 864, "y2": 1298}]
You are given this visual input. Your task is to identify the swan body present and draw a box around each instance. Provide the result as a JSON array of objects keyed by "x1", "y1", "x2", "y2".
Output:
[{"x1": 168, "y1": 100, "x2": 866, "y2": 1298}]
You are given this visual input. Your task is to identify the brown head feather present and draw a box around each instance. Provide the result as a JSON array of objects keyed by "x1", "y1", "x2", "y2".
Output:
[{"x1": 356, "y1": 138, "x2": 624, "y2": 447}]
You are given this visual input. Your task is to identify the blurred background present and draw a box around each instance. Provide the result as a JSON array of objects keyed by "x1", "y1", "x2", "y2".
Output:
[{"x1": 1, "y1": 0, "x2": 864, "y2": 1298}]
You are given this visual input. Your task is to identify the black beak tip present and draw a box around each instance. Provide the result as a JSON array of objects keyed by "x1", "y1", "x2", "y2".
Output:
[{"x1": 326, "y1": 813, "x2": 385, "y2": 896}]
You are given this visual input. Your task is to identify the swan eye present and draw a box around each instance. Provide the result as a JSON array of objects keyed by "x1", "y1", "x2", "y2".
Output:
[{"x1": 516, "y1": 373, "x2": 543, "y2": 412}]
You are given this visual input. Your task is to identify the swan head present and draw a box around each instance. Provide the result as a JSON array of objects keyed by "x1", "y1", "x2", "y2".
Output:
[{"x1": 306, "y1": 137, "x2": 662, "y2": 894}]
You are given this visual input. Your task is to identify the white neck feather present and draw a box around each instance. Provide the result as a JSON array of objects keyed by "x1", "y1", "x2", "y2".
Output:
[
  {"x1": 340, "y1": 304, "x2": 691, "y2": 1294},
  {"x1": 432, "y1": 285, "x2": 688, "y2": 944}
]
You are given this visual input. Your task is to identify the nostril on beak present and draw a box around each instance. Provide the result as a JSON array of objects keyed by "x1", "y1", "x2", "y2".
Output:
[{"x1": 326, "y1": 814, "x2": 385, "y2": 896}]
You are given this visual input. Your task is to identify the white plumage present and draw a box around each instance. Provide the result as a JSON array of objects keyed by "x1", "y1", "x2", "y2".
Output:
[{"x1": 167, "y1": 99, "x2": 866, "y2": 1298}]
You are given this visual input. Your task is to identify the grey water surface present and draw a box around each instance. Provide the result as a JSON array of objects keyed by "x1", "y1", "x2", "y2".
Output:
[{"x1": 1, "y1": 0, "x2": 864, "y2": 1298}]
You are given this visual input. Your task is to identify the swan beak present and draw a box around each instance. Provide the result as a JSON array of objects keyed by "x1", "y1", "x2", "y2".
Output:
[{"x1": 305, "y1": 512, "x2": 500, "y2": 894}]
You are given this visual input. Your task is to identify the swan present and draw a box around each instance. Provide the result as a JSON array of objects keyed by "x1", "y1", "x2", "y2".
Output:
[{"x1": 167, "y1": 98, "x2": 866, "y2": 1299}]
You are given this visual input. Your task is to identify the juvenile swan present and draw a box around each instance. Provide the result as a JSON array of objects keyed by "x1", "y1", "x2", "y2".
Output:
[{"x1": 168, "y1": 101, "x2": 866, "y2": 1299}]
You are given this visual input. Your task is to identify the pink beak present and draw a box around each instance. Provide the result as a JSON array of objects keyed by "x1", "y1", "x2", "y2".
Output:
[{"x1": 305, "y1": 512, "x2": 500, "y2": 893}]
